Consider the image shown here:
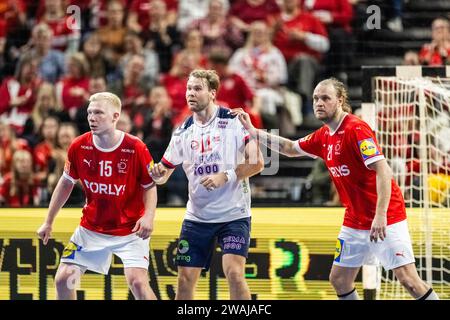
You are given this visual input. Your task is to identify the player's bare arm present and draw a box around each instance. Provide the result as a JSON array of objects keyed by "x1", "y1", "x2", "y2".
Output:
[
  {"x1": 231, "y1": 108, "x2": 303, "y2": 157},
  {"x1": 132, "y1": 184, "x2": 157, "y2": 240},
  {"x1": 37, "y1": 176, "x2": 75, "y2": 245},
  {"x1": 368, "y1": 159, "x2": 393, "y2": 242},
  {"x1": 149, "y1": 162, "x2": 175, "y2": 185},
  {"x1": 200, "y1": 135, "x2": 264, "y2": 191}
]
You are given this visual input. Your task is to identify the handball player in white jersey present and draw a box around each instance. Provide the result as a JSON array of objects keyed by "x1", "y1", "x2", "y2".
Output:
[
  {"x1": 232, "y1": 78, "x2": 439, "y2": 300},
  {"x1": 150, "y1": 69, "x2": 264, "y2": 300},
  {"x1": 37, "y1": 92, "x2": 158, "y2": 300}
]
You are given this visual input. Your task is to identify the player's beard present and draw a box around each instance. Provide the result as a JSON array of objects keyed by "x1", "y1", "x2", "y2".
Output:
[{"x1": 189, "y1": 100, "x2": 209, "y2": 113}]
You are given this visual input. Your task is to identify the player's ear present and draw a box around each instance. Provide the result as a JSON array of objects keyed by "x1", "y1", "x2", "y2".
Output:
[{"x1": 113, "y1": 112, "x2": 120, "y2": 121}]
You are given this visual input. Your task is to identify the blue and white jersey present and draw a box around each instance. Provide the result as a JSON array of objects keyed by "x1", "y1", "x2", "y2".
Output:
[{"x1": 161, "y1": 106, "x2": 252, "y2": 223}]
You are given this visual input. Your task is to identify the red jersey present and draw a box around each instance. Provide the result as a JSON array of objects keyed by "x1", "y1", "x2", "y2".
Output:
[
  {"x1": 63, "y1": 131, "x2": 155, "y2": 235},
  {"x1": 297, "y1": 114, "x2": 406, "y2": 230}
]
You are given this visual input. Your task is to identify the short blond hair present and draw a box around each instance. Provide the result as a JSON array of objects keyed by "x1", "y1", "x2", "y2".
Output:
[{"x1": 89, "y1": 92, "x2": 122, "y2": 113}]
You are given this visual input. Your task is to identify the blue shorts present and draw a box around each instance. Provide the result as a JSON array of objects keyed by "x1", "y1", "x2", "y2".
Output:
[{"x1": 175, "y1": 217, "x2": 251, "y2": 270}]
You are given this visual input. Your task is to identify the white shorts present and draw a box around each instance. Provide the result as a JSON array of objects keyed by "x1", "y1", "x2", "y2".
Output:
[
  {"x1": 333, "y1": 220, "x2": 415, "y2": 271},
  {"x1": 60, "y1": 226, "x2": 150, "y2": 274}
]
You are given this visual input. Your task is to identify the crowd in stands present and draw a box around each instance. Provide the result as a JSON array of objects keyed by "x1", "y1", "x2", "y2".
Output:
[{"x1": 0, "y1": 0, "x2": 449, "y2": 207}]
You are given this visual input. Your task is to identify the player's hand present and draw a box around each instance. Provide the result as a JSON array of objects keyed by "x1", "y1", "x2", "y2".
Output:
[
  {"x1": 149, "y1": 162, "x2": 167, "y2": 183},
  {"x1": 370, "y1": 214, "x2": 387, "y2": 242},
  {"x1": 37, "y1": 222, "x2": 52, "y2": 245},
  {"x1": 132, "y1": 215, "x2": 154, "y2": 240},
  {"x1": 230, "y1": 108, "x2": 257, "y2": 137},
  {"x1": 200, "y1": 173, "x2": 228, "y2": 191}
]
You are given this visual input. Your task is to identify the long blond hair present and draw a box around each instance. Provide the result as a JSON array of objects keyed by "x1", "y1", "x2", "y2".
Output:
[
  {"x1": 9, "y1": 149, "x2": 34, "y2": 197},
  {"x1": 32, "y1": 83, "x2": 61, "y2": 129}
]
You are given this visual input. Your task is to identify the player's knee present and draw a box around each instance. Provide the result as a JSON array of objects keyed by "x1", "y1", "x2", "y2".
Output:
[
  {"x1": 128, "y1": 276, "x2": 149, "y2": 293},
  {"x1": 329, "y1": 271, "x2": 347, "y2": 290},
  {"x1": 177, "y1": 272, "x2": 197, "y2": 289},
  {"x1": 55, "y1": 266, "x2": 79, "y2": 291},
  {"x1": 224, "y1": 268, "x2": 245, "y2": 285}
]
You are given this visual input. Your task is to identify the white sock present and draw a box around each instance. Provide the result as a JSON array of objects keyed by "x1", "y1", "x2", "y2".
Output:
[
  {"x1": 418, "y1": 288, "x2": 439, "y2": 300},
  {"x1": 337, "y1": 288, "x2": 360, "y2": 300}
]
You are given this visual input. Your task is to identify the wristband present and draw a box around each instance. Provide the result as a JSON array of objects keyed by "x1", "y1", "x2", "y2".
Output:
[{"x1": 224, "y1": 169, "x2": 237, "y2": 184}]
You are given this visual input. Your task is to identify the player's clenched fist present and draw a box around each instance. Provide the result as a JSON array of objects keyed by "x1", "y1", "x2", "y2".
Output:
[
  {"x1": 150, "y1": 162, "x2": 168, "y2": 183},
  {"x1": 37, "y1": 222, "x2": 52, "y2": 245}
]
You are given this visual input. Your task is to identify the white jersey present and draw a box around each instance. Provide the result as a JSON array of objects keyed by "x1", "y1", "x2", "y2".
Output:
[{"x1": 161, "y1": 106, "x2": 252, "y2": 223}]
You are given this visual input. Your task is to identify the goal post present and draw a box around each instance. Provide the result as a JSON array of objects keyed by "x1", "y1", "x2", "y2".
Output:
[{"x1": 360, "y1": 66, "x2": 450, "y2": 300}]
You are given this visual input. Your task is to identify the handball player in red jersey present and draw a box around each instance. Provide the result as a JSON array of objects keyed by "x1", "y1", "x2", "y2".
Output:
[
  {"x1": 232, "y1": 78, "x2": 439, "y2": 300},
  {"x1": 37, "y1": 92, "x2": 158, "y2": 300}
]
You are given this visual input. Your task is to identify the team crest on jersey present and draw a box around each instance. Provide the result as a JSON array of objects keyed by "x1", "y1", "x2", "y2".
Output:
[
  {"x1": 118, "y1": 159, "x2": 128, "y2": 174},
  {"x1": 62, "y1": 241, "x2": 82, "y2": 259},
  {"x1": 64, "y1": 160, "x2": 71, "y2": 174},
  {"x1": 358, "y1": 138, "x2": 380, "y2": 160},
  {"x1": 300, "y1": 134, "x2": 312, "y2": 142}
]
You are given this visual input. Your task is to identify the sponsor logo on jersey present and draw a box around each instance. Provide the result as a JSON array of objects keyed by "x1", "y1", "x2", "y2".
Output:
[
  {"x1": 64, "y1": 160, "x2": 71, "y2": 174},
  {"x1": 358, "y1": 138, "x2": 380, "y2": 160},
  {"x1": 191, "y1": 140, "x2": 199, "y2": 150},
  {"x1": 218, "y1": 120, "x2": 228, "y2": 129},
  {"x1": 81, "y1": 145, "x2": 93, "y2": 150},
  {"x1": 146, "y1": 160, "x2": 154, "y2": 176},
  {"x1": 121, "y1": 148, "x2": 135, "y2": 153},
  {"x1": 334, "y1": 238, "x2": 344, "y2": 262},
  {"x1": 62, "y1": 241, "x2": 82, "y2": 259},
  {"x1": 329, "y1": 165, "x2": 350, "y2": 177},
  {"x1": 83, "y1": 179, "x2": 126, "y2": 196}
]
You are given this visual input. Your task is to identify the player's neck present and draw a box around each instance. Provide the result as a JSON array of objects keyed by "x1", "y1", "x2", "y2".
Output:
[
  {"x1": 326, "y1": 110, "x2": 347, "y2": 132},
  {"x1": 194, "y1": 103, "x2": 218, "y2": 125},
  {"x1": 93, "y1": 129, "x2": 122, "y2": 149}
]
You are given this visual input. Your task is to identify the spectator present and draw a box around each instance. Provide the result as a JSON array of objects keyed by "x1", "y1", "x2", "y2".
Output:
[
  {"x1": 419, "y1": 17, "x2": 450, "y2": 66},
  {"x1": 0, "y1": 53, "x2": 42, "y2": 135},
  {"x1": 81, "y1": 32, "x2": 116, "y2": 81},
  {"x1": 33, "y1": 115, "x2": 60, "y2": 184},
  {"x1": 38, "y1": 0, "x2": 80, "y2": 53},
  {"x1": 177, "y1": 0, "x2": 229, "y2": 31},
  {"x1": 127, "y1": 0, "x2": 178, "y2": 33},
  {"x1": 301, "y1": 0, "x2": 354, "y2": 83},
  {"x1": 176, "y1": 29, "x2": 208, "y2": 69},
  {"x1": 108, "y1": 54, "x2": 149, "y2": 115},
  {"x1": 141, "y1": 85, "x2": 173, "y2": 161},
  {"x1": 27, "y1": 82, "x2": 68, "y2": 138},
  {"x1": 0, "y1": 121, "x2": 30, "y2": 179},
  {"x1": 403, "y1": 50, "x2": 420, "y2": 66},
  {"x1": 0, "y1": 149, "x2": 41, "y2": 207},
  {"x1": 46, "y1": 122, "x2": 83, "y2": 205},
  {"x1": 269, "y1": 0, "x2": 329, "y2": 126},
  {"x1": 96, "y1": 0, "x2": 128, "y2": 66},
  {"x1": 187, "y1": 0, "x2": 244, "y2": 53},
  {"x1": 26, "y1": 23, "x2": 65, "y2": 83},
  {"x1": 229, "y1": 0, "x2": 280, "y2": 34},
  {"x1": 56, "y1": 53, "x2": 90, "y2": 119},
  {"x1": 229, "y1": 21, "x2": 288, "y2": 128},
  {"x1": 120, "y1": 31, "x2": 160, "y2": 89},
  {"x1": 140, "y1": 0, "x2": 181, "y2": 73},
  {"x1": 160, "y1": 51, "x2": 198, "y2": 126}
]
